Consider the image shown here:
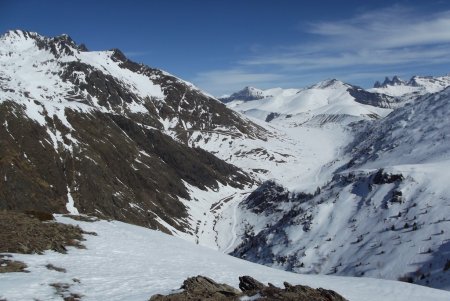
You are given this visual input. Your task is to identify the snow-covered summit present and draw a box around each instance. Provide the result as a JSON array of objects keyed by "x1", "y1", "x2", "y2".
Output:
[
  {"x1": 1, "y1": 29, "x2": 87, "y2": 56},
  {"x1": 309, "y1": 78, "x2": 350, "y2": 89},
  {"x1": 219, "y1": 86, "x2": 268, "y2": 103}
]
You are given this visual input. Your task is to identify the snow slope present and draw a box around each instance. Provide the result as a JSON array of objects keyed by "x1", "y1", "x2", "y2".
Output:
[
  {"x1": 226, "y1": 87, "x2": 450, "y2": 290},
  {"x1": 1, "y1": 215, "x2": 449, "y2": 301}
]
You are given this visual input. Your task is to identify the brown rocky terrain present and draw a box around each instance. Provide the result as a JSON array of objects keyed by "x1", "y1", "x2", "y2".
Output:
[
  {"x1": 149, "y1": 275, "x2": 347, "y2": 301},
  {"x1": 0, "y1": 210, "x2": 88, "y2": 254}
]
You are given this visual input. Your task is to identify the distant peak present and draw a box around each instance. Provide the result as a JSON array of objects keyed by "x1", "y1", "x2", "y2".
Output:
[
  {"x1": 219, "y1": 86, "x2": 266, "y2": 103},
  {"x1": 52, "y1": 33, "x2": 75, "y2": 43},
  {"x1": 311, "y1": 78, "x2": 346, "y2": 89},
  {"x1": 243, "y1": 86, "x2": 258, "y2": 91},
  {"x1": 374, "y1": 75, "x2": 406, "y2": 88}
]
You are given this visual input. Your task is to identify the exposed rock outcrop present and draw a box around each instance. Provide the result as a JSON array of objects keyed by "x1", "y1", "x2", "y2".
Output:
[
  {"x1": 0, "y1": 210, "x2": 89, "y2": 254},
  {"x1": 149, "y1": 275, "x2": 347, "y2": 301}
]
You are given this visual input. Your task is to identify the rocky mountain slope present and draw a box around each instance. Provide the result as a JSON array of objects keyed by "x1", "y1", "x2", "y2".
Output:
[{"x1": 0, "y1": 29, "x2": 265, "y2": 236}]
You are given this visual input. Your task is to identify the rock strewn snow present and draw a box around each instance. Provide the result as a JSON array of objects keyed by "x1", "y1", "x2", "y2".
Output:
[{"x1": 1, "y1": 216, "x2": 449, "y2": 301}]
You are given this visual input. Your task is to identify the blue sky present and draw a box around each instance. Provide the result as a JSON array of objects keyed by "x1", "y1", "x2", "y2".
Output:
[{"x1": 1, "y1": 0, "x2": 450, "y2": 96}]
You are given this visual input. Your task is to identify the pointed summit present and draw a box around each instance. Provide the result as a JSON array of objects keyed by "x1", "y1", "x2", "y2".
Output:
[
  {"x1": 219, "y1": 86, "x2": 266, "y2": 103},
  {"x1": 310, "y1": 78, "x2": 348, "y2": 89},
  {"x1": 1, "y1": 29, "x2": 86, "y2": 57},
  {"x1": 373, "y1": 76, "x2": 406, "y2": 88}
]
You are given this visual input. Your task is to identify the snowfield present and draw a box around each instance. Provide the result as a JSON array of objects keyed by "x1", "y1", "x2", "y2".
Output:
[{"x1": 1, "y1": 216, "x2": 449, "y2": 301}]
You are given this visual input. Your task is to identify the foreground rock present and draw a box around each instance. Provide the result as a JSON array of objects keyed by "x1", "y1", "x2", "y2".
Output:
[
  {"x1": 0, "y1": 210, "x2": 89, "y2": 254},
  {"x1": 0, "y1": 255, "x2": 27, "y2": 273},
  {"x1": 149, "y1": 275, "x2": 347, "y2": 301}
]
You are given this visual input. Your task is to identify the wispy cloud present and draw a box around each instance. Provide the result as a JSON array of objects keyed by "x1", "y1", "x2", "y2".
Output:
[
  {"x1": 124, "y1": 51, "x2": 151, "y2": 58},
  {"x1": 307, "y1": 7, "x2": 450, "y2": 49},
  {"x1": 245, "y1": 6, "x2": 450, "y2": 70},
  {"x1": 195, "y1": 6, "x2": 450, "y2": 96},
  {"x1": 193, "y1": 69, "x2": 285, "y2": 96}
]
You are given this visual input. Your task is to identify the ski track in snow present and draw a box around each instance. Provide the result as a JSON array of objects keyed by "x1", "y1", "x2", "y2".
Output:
[{"x1": 223, "y1": 199, "x2": 239, "y2": 253}]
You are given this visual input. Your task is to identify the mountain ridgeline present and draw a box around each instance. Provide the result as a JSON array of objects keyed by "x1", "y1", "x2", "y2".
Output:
[{"x1": 0, "y1": 30, "x2": 263, "y2": 234}]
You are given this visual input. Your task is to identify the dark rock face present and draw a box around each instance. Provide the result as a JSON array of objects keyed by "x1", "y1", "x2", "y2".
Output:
[
  {"x1": 149, "y1": 275, "x2": 348, "y2": 301},
  {"x1": 150, "y1": 276, "x2": 241, "y2": 301},
  {"x1": 0, "y1": 102, "x2": 68, "y2": 214},
  {"x1": 372, "y1": 169, "x2": 404, "y2": 185},
  {"x1": 242, "y1": 180, "x2": 312, "y2": 215},
  {"x1": 347, "y1": 86, "x2": 396, "y2": 108},
  {"x1": 265, "y1": 112, "x2": 280, "y2": 122},
  {"x1": 373, "y1": 76, "x2": 406, "y2": 88},
  {"x1": 238, "y1": 275, "x2": 265, "y2": 291},
  {"x1": 0, "y1": 100, "x2": 252, "y2": 233}
]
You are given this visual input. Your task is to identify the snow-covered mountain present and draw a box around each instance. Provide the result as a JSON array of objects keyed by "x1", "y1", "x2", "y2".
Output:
[
  {"x1": 0, "y1": 29, "x2": 264, "y2": 237},
  {"x1": 222, "y1": 87, "x2": 450, "y2": 290},
  {"x1": 222, "y1": 79, "x2": 394, "y2": 124},
  {"x1": 219, "y1": 86, "x2": 267, "y2": 103},
  {"x1": 373, "y1": 75, "x2": 406, "y2": 88}
]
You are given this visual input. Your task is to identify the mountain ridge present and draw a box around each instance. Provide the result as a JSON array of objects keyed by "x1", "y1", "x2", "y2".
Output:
[{"x1": 0, "y1": 29, "x2": 261, "y2": 236}]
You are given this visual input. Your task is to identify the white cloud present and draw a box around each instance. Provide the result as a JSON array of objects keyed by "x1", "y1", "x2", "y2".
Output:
[
  {"x1": 193, "y1": 6, "x2": 450, "y2": 95},
  {"x1": 192, "y1": 69, "x2": 285, "y2": 96},
  {"x1": 308, "y1": 7, "x2": 450, "y2": 49}
]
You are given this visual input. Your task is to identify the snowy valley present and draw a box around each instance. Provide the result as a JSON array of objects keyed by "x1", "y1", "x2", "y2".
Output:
[{"x1": 1, "y1": 29, "x2": 450, "y2": 300}]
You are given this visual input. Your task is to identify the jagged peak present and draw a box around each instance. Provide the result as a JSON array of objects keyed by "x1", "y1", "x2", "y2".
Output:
[
  {"x1": 110, "y1": 48, "x2": 128, "y2": 62},
  {"x1": 373, "y1": 75, "x2": 406, "y2": 88},
  {"x1": 242, "y1": 86, "x2": 261, "y2": 92},
  {"x1": 1, "y1": 29, "x2": 73, "y2": 44},
  {"x1": 1, "y1": 29, "x2": 41, "y2": 39},
  {"x1": 1, "y1": 29, "x2": 87, "y2": 55}
]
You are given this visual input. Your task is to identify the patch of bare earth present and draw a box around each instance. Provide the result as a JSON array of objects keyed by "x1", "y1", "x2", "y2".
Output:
[
  {"x1": 0, "y1": 254, "x2": 27, "y2": 273},
  {"x1": 0, "y1": 210, "x2": 93, "y2": 254}
]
